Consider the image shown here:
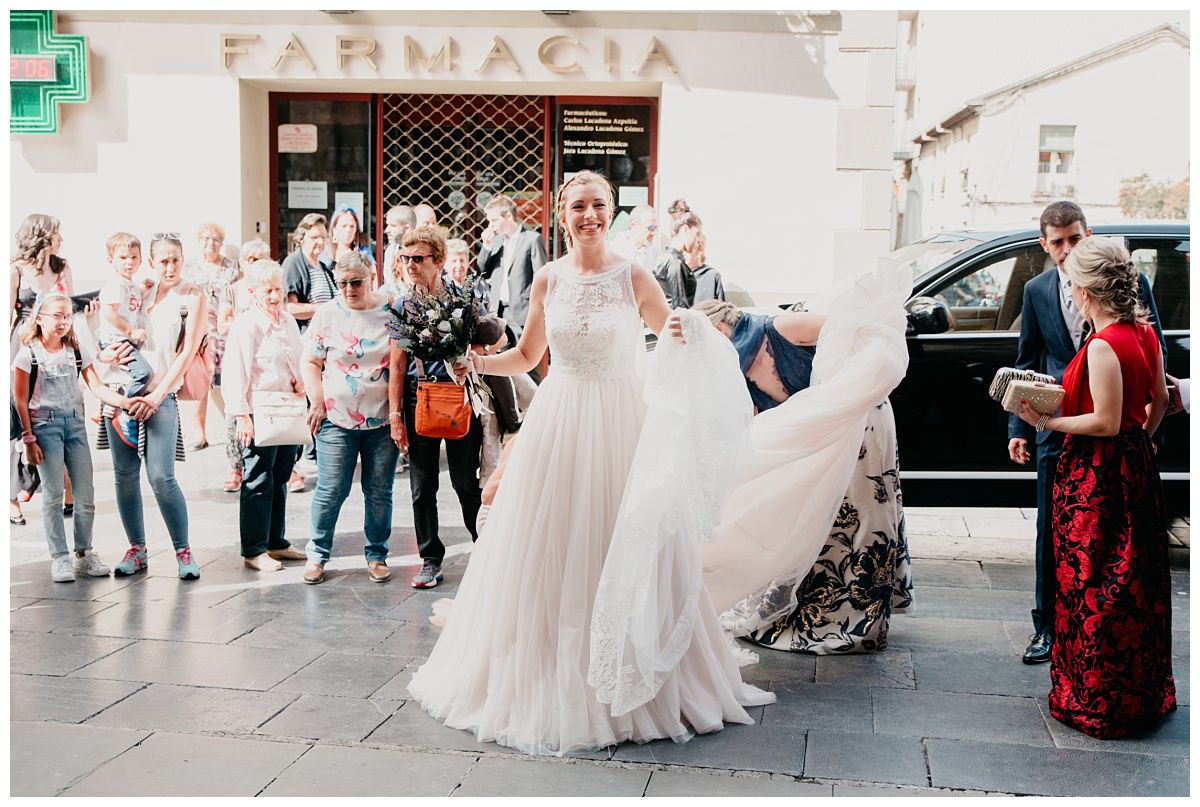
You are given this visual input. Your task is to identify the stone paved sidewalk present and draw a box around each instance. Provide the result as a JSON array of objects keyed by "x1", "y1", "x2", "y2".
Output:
[{"x1": 7, "y1": 423, "x2": 1190, "y2": 797}]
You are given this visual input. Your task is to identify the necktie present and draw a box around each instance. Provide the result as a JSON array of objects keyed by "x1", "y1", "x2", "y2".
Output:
[{"x1": 1063, "y1": 279, "x2": 1086, "y2": 349}]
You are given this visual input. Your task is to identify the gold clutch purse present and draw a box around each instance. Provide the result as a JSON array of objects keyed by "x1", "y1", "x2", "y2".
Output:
[
  {"x1": 988, "y1": 367, "x2": 1056, "y2": 402},
  {"x1": 1000, "y1": 379, "x2": 1065, "y2": 415}
]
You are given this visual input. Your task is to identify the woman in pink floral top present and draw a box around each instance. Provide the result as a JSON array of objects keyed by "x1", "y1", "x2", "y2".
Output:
[{"x1": 299, "y1": 251, "x2": 398, "y2": 585}]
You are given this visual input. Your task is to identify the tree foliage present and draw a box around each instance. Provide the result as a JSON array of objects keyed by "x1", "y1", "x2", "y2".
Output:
[{"x1": 1118, "y1": 173, "x2": 1189, "y2": 220}]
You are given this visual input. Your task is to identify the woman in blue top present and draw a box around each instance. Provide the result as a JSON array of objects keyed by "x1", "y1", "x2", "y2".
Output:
[{"x1": 695, "y1": 299, "x2": 913, "y2": 654}]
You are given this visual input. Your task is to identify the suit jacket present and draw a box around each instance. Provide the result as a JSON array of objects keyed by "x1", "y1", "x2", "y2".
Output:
[
  {"x1": 477, "y1": 224, "x2": 547, "y2": 338},
  {"x1": 653, "y1": 247, "x2": 697, "y2": 309},
  {"x1": 1009, "y1": 268, "x2": 1164, "y2": 445}
]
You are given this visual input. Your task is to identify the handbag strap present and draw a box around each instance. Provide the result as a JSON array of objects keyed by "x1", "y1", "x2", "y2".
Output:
[{"x1": 413, "y1": 356, "x2": 427, "y2": 383}]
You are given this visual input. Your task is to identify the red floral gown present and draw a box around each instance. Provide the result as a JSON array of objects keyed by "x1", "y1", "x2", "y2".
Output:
[{"x1": 1048, "y1": 320, "x2": 1176, "y2": 738}]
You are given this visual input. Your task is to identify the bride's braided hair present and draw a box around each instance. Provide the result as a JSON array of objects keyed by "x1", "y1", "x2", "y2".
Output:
[
  {"x1": 1065, "y1": 236, "x2": 1148, "y2": 323},
  {"x1": 556, "y1": 170, "x2": 615, "y2": 248}
]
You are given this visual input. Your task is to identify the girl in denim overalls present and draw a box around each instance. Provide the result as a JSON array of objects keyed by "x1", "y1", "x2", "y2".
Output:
[{"x1": 12, "y1": 293, "x2": 133, "y2": 582}]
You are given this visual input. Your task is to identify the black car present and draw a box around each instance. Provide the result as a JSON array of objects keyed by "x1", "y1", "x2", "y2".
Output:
[{"x1": 893, "y1": 223, "x2": 1189, "y2": 503}]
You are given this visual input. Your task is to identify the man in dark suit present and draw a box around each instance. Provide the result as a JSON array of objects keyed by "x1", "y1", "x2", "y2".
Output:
[
  {"x1": 653, "y1": 211, "x2": 701, "y2": 309},
  {"x1": 1008, "y1": 201, "x2": 1164, "y2": 664},
  {"x1": 477, "y1": 194, "x2": 547, "y2": 340}
]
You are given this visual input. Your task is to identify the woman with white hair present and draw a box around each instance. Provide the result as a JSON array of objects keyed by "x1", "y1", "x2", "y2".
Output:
[{"x1": 222, "y1": 259, "x2": 307, "y2": 572}]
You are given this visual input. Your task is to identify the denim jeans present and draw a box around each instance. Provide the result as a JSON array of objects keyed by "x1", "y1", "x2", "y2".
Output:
[
  {"x1": 106, "y1": 394, "x2": 189, "y2": 551},
  {"x1": 307, "y1": 421, "x2": 398, "y2": 564},
  {"x1": 240, "y1": 442, "x2": 298, "y2": 557},
  {"x1": 404, "y1": 392, "x2": 483, "y2": 564},
  {"x1": 31, "y1": 407, "x2": 95, "y2": 558}
]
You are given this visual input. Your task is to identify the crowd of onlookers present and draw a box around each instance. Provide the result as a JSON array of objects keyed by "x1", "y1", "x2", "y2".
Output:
[{"x1": 8, "y1": 195, "x2": 724, "y2": 589}]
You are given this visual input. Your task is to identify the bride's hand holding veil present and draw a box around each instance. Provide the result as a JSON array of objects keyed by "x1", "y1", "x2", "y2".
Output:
[{"x1": 665, "y1": 311, "x2": 687, "y2": 344}]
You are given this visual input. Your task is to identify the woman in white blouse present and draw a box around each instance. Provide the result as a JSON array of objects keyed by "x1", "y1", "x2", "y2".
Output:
[{"x1": 221, "y1": 260, "x2": 308, "y2": 572}]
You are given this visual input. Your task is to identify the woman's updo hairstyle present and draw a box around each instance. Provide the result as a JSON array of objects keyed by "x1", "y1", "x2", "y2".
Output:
[
  {"x1": 1065, "y1": 236, "x2": 1147, "y2": 323},
  {"x1": 693, "y1": 299, "x2": 744, "y2": 331}
]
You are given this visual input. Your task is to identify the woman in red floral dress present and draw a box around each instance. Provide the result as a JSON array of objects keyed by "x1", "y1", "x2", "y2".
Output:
[{"x1": 1016, "y1": 236, "x2": 1175, "y2": 739}]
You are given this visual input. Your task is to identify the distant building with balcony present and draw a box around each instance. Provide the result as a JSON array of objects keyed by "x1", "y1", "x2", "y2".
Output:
[{"x1": 892, "y1": 12, "x2": 1189, "y2": 241}]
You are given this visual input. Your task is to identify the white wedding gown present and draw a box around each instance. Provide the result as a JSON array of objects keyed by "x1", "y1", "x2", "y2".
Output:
[{"x1": 407, "y1": 262, "x2": 773, "y2": 756}]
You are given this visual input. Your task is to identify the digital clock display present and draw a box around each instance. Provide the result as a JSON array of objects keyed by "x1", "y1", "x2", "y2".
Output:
[{"x1": 11, "y1": 54, "x2": 58, "y2": 82}]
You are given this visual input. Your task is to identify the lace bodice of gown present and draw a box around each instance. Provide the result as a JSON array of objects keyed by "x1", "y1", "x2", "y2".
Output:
[{"x1": 544, "y1": 262, "x2": 641, "y2": 380}]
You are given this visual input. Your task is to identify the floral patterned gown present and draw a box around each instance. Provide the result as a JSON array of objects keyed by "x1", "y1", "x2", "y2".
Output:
[
  {"x1": 1048, "y1": 321, "x2": 1175, "y2": 738},
  {"x1": 741, "y1": 321, "x2": 912, "y2": 654}
]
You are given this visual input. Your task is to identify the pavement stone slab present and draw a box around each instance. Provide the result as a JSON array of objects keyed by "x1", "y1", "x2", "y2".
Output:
[
  {"x1": 261, "y1": 744, "x2": 474, "y2": 797},
  {"x1": 370, "y1": 662, "x2": 422, "y2": 700},
  {"x1": 56, "y1": 602, "x2": 279, "y2": 644},
  {"x1": 272, "y1": 651, "x2": 408, "y2": 698},
  {"x1": 258, "y1": 694, "x2": 402, "y2": 743},
  {"x1": 10, "y1": 564, "x2": 139, "y2": 602},
  {"x1": 803, "y1": 729, "x2": 929, "y2": 787},
  {"x1": 736, "y1": 645, "x2": 816, "y2": 689},
  {"x1": 903, "y1": 513, "x2": 968, "y2": 537},
  {"x1": 832, "y1": 783, "x2": 999, "y2": 797},
  {"x1": 9, "y1": 721, "x2": 150, "y2": 797},
  {"x1": 926, "y1": 737, "x2": 1190, "y2": 797},
  {"x1": 9, "y1": 630, "x2": 134, "y2": 677},
  {"x1": 1038, "y1": 702, "x2": 1189, "y2": 757},
  {"x1": 874, "y1": 689, "x2": 1055, "y2": 746},
  {"x1": 1170, "y1": 651, "x2": 1189, "y2": 707},
  {"x1": 815, "y1": 649, "x2": 915, "y2": 689},
  {"x1": 86, "y1": 682, "x2": 298, "y2": 734},
  {"x1": 886, "y1": 615, "x2": 1014, "y2": 656},
  {"x1": 454, "y1": 756, "x2": 651, "y2": 797},
  {"x1": 905, "y1": 534, "x2": 1033, "y2": 563},
  {"x1": 69, "y1": 639, "x2": 322, "y2": 691},
  {"x1": 365, "y1": 700, "x2": 520, "y2": 756},
  {"x1": 230, "y1": 612, "x2": 407, "y2": 655},
  {"x1": 8, "y1": 598, "x2": 119, "y2": 633},
  {"x1": 212, "y1": 576, "x2": 403, "y2": 617},
  {"x1": 980, "y1": 561, "x2": 1036, "y2": 593},
  {"x1": 371, "y1": 618, "x2": 444, "y2": 658},
  {"x1": 11, "y1": 595, "x2": 40, "y2": 610},
  {"x1": 964, "y1": 515, "x2": 1037, "y2": 540},
  {"x1": 645, "y1": 769, "x2": 832, "y2": 797},
  {"x1": 92, "y1": 573, "x2": 246, "y2": 609},
  {"x1": 911, "y1": 649, "x2": 1051, "y2": 698},
  {"x1": 906, "y1": 585, "x2": 1031, "y2": 621},
  {"x1": 60, "y1": 730, "x2": 310, "y2": 797},
  {"x1": 612, "y1": 721, "x2": 805, "y2": 776},
  {"x1": 907, "y1": 558, "x2": 987, "y2": 589},
  {"x1": 9, "y1": 674, "x2": 145, "y2": 724},
  {"x1": 761, "y1": 682, "x2": 875, "y2": 732}
]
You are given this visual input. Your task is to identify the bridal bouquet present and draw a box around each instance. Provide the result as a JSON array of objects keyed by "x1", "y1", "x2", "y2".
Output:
[{"x1": 388, "y1": 274, "x2": 492, "y2": 412}]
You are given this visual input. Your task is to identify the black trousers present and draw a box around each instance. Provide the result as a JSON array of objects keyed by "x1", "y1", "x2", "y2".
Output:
[
  {"x1": 405, "y1": 391, "x2": 483, "y2": 564},
  {"x1": 1033, "y1": 431, "x2": 1065, "y2": 636},
  {"x1": 240, "y1": 442, "x2": 299, "y2": 557}
]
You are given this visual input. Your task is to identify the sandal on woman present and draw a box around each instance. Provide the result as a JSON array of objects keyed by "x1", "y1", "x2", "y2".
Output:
[
  {"x1": 287, "y1": 470, "x2": 305, "y2": 493},
  {"x1": 223, "y1": 471, "x2": 243, "y2": 493}
]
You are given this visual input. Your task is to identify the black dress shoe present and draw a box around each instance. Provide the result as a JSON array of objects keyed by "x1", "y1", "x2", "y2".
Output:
[{"x1": 1023, "y1": 633, "x2": 1052, "y2": 664}]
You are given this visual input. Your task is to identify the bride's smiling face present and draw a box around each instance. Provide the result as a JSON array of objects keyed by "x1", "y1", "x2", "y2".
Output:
[{"x1": 562, "y1": 182, "x2": 612, "y2": 244}]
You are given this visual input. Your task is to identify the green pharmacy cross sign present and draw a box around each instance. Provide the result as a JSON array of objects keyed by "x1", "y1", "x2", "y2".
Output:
[{"x1": 10, "y1": 10, "x2": 89, "y2": 134}]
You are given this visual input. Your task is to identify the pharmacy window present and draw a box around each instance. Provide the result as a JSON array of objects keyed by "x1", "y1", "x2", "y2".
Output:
[{"x1": 1036, "y1": 125, "x2": 1075, "y2": 196}]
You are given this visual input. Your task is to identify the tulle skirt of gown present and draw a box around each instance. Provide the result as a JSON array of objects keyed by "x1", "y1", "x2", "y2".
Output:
[{"x1": 407, "y1": 370, "x2": 771, "y2": 756}]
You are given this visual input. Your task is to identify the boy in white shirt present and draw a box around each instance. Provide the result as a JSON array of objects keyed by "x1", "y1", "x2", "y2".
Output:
[{"x1": 96, "y1": 232, "x2": 155, "y2": 447}]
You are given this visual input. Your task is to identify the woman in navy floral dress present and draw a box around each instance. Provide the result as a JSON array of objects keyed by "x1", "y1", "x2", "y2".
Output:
[
  {"x1": 696, "y1": 300, "x2": 912, "y2": 654},
  {"x1": 1015, "y1": 237, "x2": 1175, "y2": 738}
]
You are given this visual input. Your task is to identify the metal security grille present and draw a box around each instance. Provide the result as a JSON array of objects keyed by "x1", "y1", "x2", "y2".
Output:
[{"x1": 381, "y1": 94, "x2": 547, "y2": 247}]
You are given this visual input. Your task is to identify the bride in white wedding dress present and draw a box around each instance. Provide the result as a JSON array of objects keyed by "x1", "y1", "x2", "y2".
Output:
[{"x1": 406, "y1": 172, "x2": 774, "y2": 755}]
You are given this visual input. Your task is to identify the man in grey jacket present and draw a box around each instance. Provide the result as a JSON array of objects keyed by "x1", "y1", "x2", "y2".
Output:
[{"x1": 477, "y1": 194, "x2": 547, "y2": 340}]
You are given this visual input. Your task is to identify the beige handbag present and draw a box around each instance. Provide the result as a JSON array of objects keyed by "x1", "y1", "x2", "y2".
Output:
[
  {"x1": 251, "y1": 390, "x2": 313, "y2": 447},
  {"x1": 988, "y1": 367, "x2": 1056, "y2": 402},
  {"x1": 1000, "y1": 379, "x2": 1065, "y2": 415}
]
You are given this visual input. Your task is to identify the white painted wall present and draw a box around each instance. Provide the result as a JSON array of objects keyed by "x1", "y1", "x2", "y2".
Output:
[{"x1": 10, "y1": 12, "x2": 887, "y2": 302}]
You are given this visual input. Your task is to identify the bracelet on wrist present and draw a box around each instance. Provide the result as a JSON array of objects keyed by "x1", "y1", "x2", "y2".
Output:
[
  {"x1": 1035, "y1": 414, "x2": 1050, "y2": 433},
  {"x1": 21, "y1": 433, "x2": 38, "y2": 445},
  {"x1": 388, "y1": 411, "x2": 403, "y2": 422}
]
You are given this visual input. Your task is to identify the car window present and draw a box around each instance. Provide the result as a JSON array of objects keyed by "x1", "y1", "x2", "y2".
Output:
[
  {"x1": 889, "y1": 237, "x2": 984, "y2": 284},
  {"x1": 1126, "y1": 237, "x2": 1189, "y2": 331},
  {"x1": 927, "y1": 244, "x2": 1050, "y2": 332}
]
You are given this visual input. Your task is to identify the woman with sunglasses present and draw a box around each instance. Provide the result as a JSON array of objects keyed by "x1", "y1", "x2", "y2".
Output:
[
  {"x1": 387, "y1": 225, "x2": 484, "y2": 590},
  {"x1": 97, "y1": 232, "x2": 206, "y2": 580},
  {"x1": 300, "y1": 251, "x2": 398, "y2": 584},
  {"x1": 181, "y1": 222, "x2": 239, "y2": 451}
]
